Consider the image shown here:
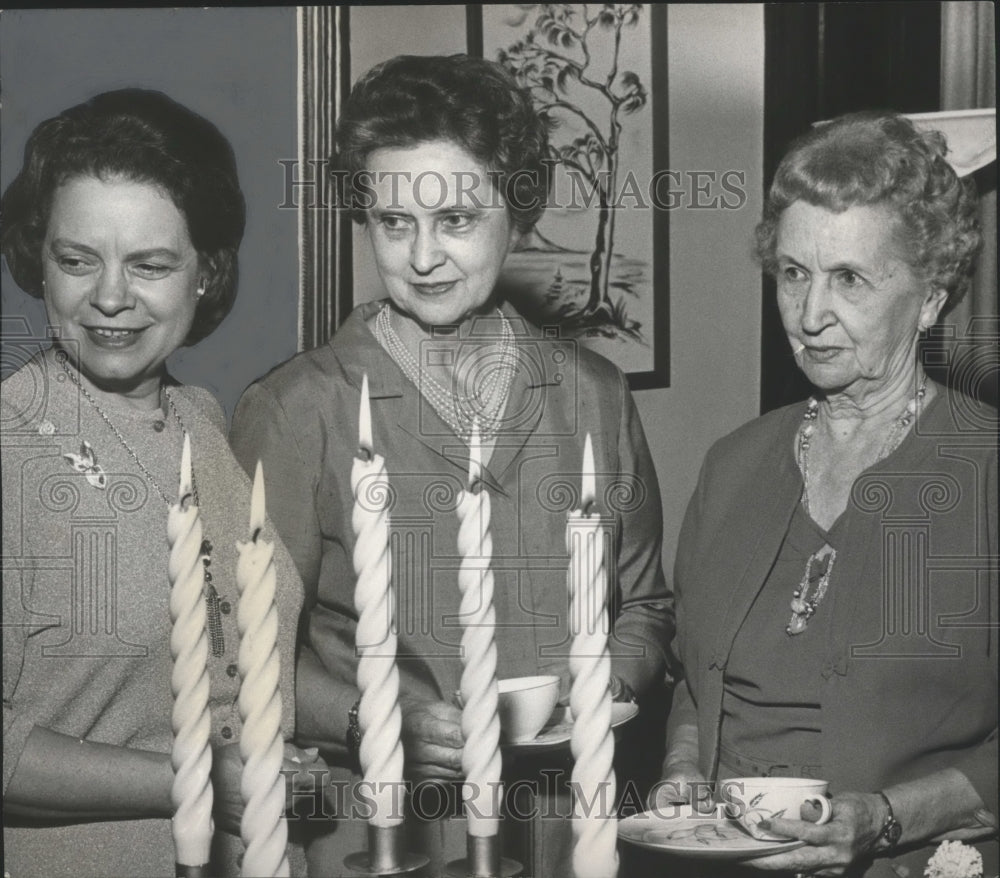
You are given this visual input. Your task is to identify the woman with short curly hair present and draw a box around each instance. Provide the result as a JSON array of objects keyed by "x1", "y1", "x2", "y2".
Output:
[
  {"x1": 653, "y1": 112, "x2": 996, "y2": 878},
  {"x1": 1, "y1": 88, "x2": 246, "y2": 344},
  {"x1": 335, "y1": 54, "x2": 552, "y2": 234},
  {"x1": 231, "y1": 54, "x2": 672, "y2": 877},
  {"x1": 754, "y1": 111, "x2": 981, "y2": 313}
]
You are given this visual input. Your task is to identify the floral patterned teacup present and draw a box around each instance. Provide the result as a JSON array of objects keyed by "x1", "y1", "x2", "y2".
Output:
[{"x1": 718, "y1": 776, "x2": 832, "y2": 842}]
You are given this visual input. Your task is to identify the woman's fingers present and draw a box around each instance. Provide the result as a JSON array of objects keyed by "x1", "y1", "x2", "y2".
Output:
[
  {"x1": 407, "y1": 739, "x2": 463, "y2": 774},
  {"x1": 743, "y1": 835, "x2": 849, "y2": 875},
  {"x1": 763, "y1": 815, "x2": 837, "y2": 843},
  {"x1": 745, "y1": 794, "x2": 876, "y2": 875},
  {"x1": 399, "y1": 698, "x2": 464, "y2": 779},
  {"x1": 419, "y1": 701, "x2": 464, "y2": 745},
  {"x1": 210, "y1": 742, "x2": 245, "y2": 836},
  {"x1": 745, "y1": 849, "x2": 845, "y2": 874}
]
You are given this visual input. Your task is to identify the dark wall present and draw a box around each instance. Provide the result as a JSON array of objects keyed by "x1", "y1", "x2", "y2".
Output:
[
  {"x1": 0, "y1": 8, "x2": 300, "y2": 420},
  {"x1": 760, "y1": 2, "x2": 943, "y2": 413}
]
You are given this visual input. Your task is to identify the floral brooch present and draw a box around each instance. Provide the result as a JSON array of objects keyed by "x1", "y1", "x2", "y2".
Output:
[{"x1": 63, "y1": 440, "x2": 108, "y2": 490}]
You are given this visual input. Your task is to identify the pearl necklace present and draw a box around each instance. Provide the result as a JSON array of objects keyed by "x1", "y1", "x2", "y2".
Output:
[
  {"x1": 375, "y1": 303, "x2": 518, "y2": 443},
  {"x1": 57, "y1": 352, "x2": 224, "y2": 656},
  {"x1": 787, "y1": 376, "x2": 928, "y2": 636}
]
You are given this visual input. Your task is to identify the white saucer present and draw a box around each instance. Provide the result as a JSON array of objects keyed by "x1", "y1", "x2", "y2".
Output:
[
  {"x1": 618, "y1": 805, "x2": 805, "y2": 860},
  {"x1": 504, "y1": 702, "x2": 639, "y2": 754}
]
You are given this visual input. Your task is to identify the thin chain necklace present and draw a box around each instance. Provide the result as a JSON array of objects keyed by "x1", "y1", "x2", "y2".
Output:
[
  {"x1": 375, "y1": 303, "x2": 518, "y2": 443},
  {"x1": 787, "y1": 375, "x2": 928, "y2": 636},
  {"x1": 57, "y1": 352, "x2": 225, "y2": 656},
  {"x1": 59, "y1": 351, "x2": 188, "y2": 505}
]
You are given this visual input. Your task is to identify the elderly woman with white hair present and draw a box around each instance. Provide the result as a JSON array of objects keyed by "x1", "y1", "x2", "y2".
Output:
[{"x1": 654, "y1": 111, "x2": 996, "y2": 878}]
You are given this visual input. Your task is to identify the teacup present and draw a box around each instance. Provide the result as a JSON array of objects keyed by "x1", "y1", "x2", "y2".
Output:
[
  {"x1": 496, "y1": 675, "x2": 560, "y2": 743},
  {"x1": 718, "y1": 777, "x2": 832, "y2": 842}
]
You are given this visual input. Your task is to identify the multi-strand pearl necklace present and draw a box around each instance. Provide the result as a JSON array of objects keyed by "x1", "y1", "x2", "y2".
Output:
[
  {"x1": 57, "y1": 352, "x2": 224, "y2": 656},
  {"x1": 375, "y1": 303, "x2": 518, "y2": 444},
  {"x1": 787, "y1": 376, "x2": 928, "y2": 636}
]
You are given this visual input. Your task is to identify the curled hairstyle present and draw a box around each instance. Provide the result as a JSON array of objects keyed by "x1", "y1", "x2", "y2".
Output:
[
  {"x1": 1, "y1": 88, "x2": 246, "y2": 344},
  {"x1": 755, "y1": 111, "x2": 982, "y2": 311},
  {"x1": 335, "y1": 54, "x2": 551, "y2": 233}
]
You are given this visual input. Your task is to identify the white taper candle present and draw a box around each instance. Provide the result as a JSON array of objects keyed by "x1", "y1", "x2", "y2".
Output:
[
  {"x1": 168, "y1": 433, "x2": 214, "y2": 869},
  {"x1": 235, "y1": 463, "x2": 290, "y2": 877},
  {"x1": 352, "y1": 373, "x2": 405, "y2": 828},
  {"x1": 568, "y1": 434, "x2": 618, "y2": 878},
  {"x1": 456, "y1": 422, "x2": 503, "y2": 837}
]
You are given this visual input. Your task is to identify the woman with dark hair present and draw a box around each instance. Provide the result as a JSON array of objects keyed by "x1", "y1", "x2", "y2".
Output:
[
  {"x1": 230, "y1": 55, "x2": 672, "y2": 875},
  {"x1": 2, "y1": 88, "x2": 245, "y2": 344},
  {"x1": 652, "y1": 112, "x2": 997, "y2": 877},
  {"x1": 1, "y1": 89, "x2": 318, "y2": 876}
]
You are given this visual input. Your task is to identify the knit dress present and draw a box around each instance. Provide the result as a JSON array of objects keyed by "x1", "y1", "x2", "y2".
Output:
[{"x1": 2, "y1": 348, "x2": 305, "y2": 877}]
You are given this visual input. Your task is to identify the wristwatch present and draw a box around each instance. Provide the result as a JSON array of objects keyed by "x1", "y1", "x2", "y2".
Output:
[{"x1": 871, "y1": 791, "x2": 902, "y2": 851}]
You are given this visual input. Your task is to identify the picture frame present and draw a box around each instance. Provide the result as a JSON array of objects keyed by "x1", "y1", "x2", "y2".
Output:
[
  {"x1": 297, "y1": 4, "x2": 669, "y2": 390},
  {"x1": 469, "y1": 4, "x2": 670, "y2": 389}
]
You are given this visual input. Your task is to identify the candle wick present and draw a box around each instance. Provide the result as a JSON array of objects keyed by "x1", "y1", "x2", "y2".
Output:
[
  {"x1": 252, "y1": 527, "x2": 262, "y2": 543},
  {"x1": 470, "y1": 477, "x2": 483, "y2": 495},
  {"x1": 180, "y1": 489, "x2": 194, "y2": 511},
  {"x1": 357, "y1": 445, "x2": 373, "y2": 463},
  {"x1": 584, "y1": 500, "x2": 596, "y2": 516}
]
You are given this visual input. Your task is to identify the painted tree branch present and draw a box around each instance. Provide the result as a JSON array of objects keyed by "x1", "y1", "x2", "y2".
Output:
[{"x1": 498, "y1": 3, "x2": 648, "y2": 319}]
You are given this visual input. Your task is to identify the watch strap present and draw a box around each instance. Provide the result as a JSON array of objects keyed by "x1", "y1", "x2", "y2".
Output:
[{"x1": 871, "y1": 790, "x2": 902, "y2": 852}]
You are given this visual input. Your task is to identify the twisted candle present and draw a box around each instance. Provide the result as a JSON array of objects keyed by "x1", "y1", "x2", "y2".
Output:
[
  {"x1": 168, "y1": 433, "x2": 214, "y2": 870},
  {"x1": 352, "y1": 373, "x2": 405, "y2": 829},
  {"x1": 568, "y1": 434, "x2": 618, "y2": 878},
  {"x1": 235, "y1": 462, "x2": 289, "y2": 877},
  {"x1": 455, "y1": 422, "x2": 503, "y2": 838}
]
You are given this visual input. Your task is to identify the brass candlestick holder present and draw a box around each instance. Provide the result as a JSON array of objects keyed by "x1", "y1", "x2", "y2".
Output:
[
  {"x1": 344, "y1": 823, "x2": 428, "y2": 876},
  {"x1": 175, "y1": 864, "x2": 210, "y2": 877},
  {"x1": 444, "y1": 833, "x2": 521, "y2": 878}
]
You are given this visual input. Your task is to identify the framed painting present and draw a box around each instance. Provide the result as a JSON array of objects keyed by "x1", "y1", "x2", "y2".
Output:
[{"x1": 469, "y1": 4, "x2": 670, "y2": 389}]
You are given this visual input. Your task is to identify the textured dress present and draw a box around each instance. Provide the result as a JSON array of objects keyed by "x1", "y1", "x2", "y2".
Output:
[{"x1": 2, "y1": 348, "x2": 305, "y2": 878}]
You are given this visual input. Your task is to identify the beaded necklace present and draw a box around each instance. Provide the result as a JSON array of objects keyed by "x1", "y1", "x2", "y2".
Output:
[
  {"x1": 57, "y1": 352, "x2": 224, "y2": 655},
  {"x1": 787, "y1": 376, "x2": 928, "y2": 636},
  {"x1": 375, "y1": 303, "x2": 518, "y2": 443}
]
